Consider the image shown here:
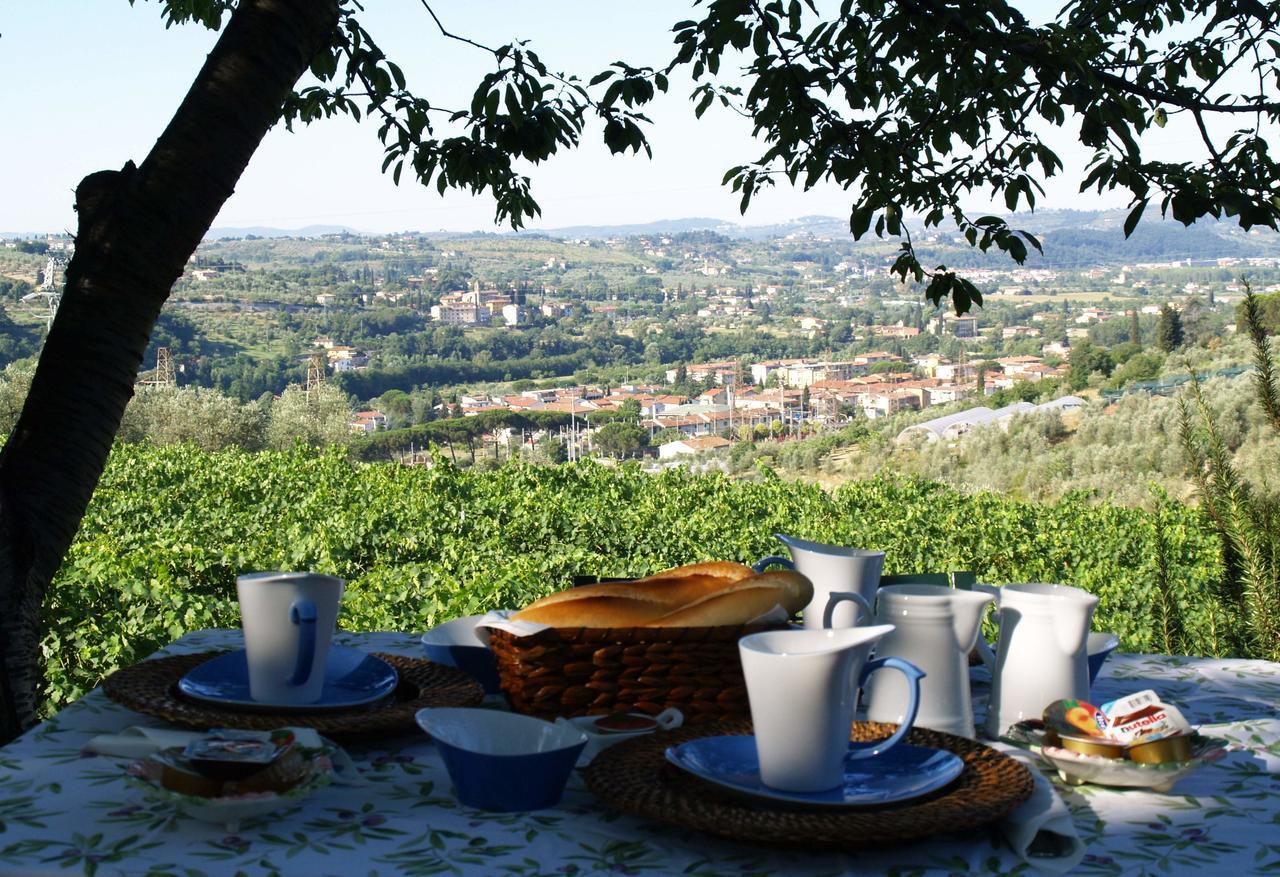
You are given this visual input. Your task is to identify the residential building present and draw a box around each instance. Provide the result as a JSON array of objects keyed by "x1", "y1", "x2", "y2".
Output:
[
  {"x1": 928, "y1": 315, "x2": 978, "y2": 337},
  {"x1": 872, "y1": 325, "x2": 921, "y2": 339},
  {"x1": 926, "y1": 384, "x2": 974, "y2": 405},
  {"x1": 349, "y1": 410, "x2": 388, "y2": 434},
  {"x1": 658, "y1": 435, "x2": 733, "y2": 460}
]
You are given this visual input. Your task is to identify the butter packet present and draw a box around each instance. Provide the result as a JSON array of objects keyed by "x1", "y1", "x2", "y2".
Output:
[
  {"x1": 1099, "y1": 690, "x2": 1191, "y2": 744},
  {"x1": 1043, "y1": 698, "x2": 1109, "y2": 738},
  {"x1": 182, "y1": 729, "x2": 295, "y2": 775}
]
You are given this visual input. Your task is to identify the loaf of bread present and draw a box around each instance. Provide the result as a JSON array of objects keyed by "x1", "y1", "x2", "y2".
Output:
[
  {"x1": 646, "y1": 571, "x2": 812, "y2": 627},
  {"x1": 513, "y1": 562, "x2": 812, "y2": 628}
]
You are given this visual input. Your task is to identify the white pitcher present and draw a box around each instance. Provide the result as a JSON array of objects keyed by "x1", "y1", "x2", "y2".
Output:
[
  {"x1": 976, "y1": 583, "x2": 1099, "y2": 738},
  {"x1": 861, "y1": 584, "x2": 995, "y2": 739},
  {"x1": 753, "y1": 534, "x2": 884, "y2": 629}
]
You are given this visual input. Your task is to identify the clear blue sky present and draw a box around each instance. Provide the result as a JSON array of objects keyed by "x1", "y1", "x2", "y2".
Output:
[{"x1": 1, "y1": 1, "x2": 1206, "y2": 235}]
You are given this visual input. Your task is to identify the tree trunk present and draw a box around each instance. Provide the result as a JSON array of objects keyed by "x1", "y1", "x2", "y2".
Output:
[{"x1": 0, "y1": 0, "x2": 340, "y2": 743}]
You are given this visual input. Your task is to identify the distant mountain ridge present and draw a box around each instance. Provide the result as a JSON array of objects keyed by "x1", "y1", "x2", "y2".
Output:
[
  {"x1": 532, "y1": 210, "x2": 1279, "y2": 264},
  {"x1": 203, "y1": 224, "x2": 359, "y2": 240},
  {"x1": 15, "y1": 210, "x2": 1278, "y2": 266}
]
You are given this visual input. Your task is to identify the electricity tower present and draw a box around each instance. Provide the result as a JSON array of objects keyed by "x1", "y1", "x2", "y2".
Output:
[
  {"x1": 305, "y1": 354, "x2": 327, "y2": 399},
  {"x1": 138, "y1": 347, "x2": 177, "y2": 388}
]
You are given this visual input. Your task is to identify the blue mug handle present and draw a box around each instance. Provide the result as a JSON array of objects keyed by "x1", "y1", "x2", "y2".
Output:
[
  {"x1": 288, "y1": 599, "x2": 318, "y2": 687},
  {"x1": 846, "y1": 656, "x2": 925, "y2": 761},
  {"x1": 752, "y1": 556, "x2": 794, "y2": 573},
  {"x1": 822, "y1": 591, "x2": 873, "y2": 628}
]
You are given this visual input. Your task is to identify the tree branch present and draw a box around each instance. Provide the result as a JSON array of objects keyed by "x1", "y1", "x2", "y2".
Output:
[{"x1": 418, "y1": 0, "x2": 497, "y2": 56}]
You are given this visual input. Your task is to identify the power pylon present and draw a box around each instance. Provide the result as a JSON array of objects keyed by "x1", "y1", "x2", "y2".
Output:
[
  {"x1": 139, "y1": 347, "x2": 176, "y2": 388},
  {"x1": 305, "y1": 354, "x2": 327, "y2": 399}
]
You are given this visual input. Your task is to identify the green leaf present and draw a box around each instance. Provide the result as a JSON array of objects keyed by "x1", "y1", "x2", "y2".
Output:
[{"x1": 1124, "y1": 199, "x2": 1148, "y2": 238}]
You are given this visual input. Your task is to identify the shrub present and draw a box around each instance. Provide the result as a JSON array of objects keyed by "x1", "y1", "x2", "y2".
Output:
[{"x1": 41, "y1": 445, "x2": 1227, "y2": 716}]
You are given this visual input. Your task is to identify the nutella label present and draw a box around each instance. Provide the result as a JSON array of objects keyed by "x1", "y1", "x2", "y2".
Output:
[{"x1": 1099, "y1": 690, "x2": 1192, "y2": 744}]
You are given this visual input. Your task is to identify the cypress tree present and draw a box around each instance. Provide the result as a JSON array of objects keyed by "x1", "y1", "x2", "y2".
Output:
[{"x1": 1156, "y1": 305, "x2": 1184, "y2": 352}]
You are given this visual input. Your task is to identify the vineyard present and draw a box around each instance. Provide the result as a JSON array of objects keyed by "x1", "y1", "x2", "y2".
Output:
[{"x1": 42, "y1": 443, "x2": 1227, "y2": 716}]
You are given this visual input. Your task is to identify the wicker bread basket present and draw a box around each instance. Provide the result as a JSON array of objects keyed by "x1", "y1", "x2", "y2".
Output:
[{"x1": 489, "y1": 623, "x2": 786, "y2": 724}]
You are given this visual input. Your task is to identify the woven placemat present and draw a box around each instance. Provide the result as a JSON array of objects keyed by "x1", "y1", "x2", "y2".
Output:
[
  {"x1": 102, "y1": 651, "x2": 483, "y2": 741},
  {"x1": 583, "y1": 720, "x2": 1035, "y2": 850}
]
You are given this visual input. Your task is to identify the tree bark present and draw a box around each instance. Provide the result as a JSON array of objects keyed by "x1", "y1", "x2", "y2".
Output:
[{"x1": 0, "y1": 0, "x2": 340, "y2": 742}]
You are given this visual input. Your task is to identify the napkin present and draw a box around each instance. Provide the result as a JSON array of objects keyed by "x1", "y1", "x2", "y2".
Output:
[
  {"x1": 997, "y1": 748, "x2": 1087, "y2": 874},
  {"x1": 84, "y1": 726, "x2": 362, "y2": 784}
]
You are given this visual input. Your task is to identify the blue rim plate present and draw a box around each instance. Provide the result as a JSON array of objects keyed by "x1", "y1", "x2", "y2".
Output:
[
  {"x1": 177, "y1": 646, "x2": 399, "y2": 713},
  {"x1": 665, "y1": 736, "x2": 964, "y2": 808}
]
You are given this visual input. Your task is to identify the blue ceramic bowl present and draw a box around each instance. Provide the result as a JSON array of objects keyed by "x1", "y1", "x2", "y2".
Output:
[
  {"x1": 415, "y1": 708, "x2": 587, "y2": 811},
  {"x1": 421, "y1": 616, "x2": 502, "y2": 694},
  {"x1": 1088, "y1": 632, "x2": 1121, "y2": 685}
]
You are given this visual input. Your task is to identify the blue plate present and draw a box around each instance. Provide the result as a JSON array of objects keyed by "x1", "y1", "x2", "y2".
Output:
[
  {"x1": 177, "y1": 646, "x2": 399, "y2": 713},
  {"x1": 665, "y1": 736, "x2": 964, "y2": 807}
]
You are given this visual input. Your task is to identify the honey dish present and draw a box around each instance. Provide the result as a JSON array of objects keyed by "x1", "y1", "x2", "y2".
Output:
[
  {"x1": 127, "y1": 731, "x2": 336, "y2": 830},
  {"x1": 1005, "y1": 720, "x2": 1228, "y2": 792}
]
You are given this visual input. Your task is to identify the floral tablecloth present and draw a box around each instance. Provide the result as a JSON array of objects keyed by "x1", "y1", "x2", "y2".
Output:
[{"x1": 0, "y1": 630, "x2": 1277, "y2": 877}]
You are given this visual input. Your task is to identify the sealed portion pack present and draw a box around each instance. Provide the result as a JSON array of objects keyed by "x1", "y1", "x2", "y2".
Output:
[{"x1": 1099, "y1": 690, "x2": 1192, "y2": 744}]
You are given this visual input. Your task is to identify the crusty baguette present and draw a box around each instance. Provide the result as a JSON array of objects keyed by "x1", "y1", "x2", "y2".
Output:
[
  {"x1": 643, "y1": 570, "x2": 814, "y2": 627},
  {"x1": 510, "y1": 562, "x2": 809, "y2": 629},
  {"x1": 513, "y1": 560, "x2": 753, "y2": 619},
  {"x1": 633, "y1": 561, "x2": 754, "y2": 584},
  {"x1": 513, "y1": 596, "x2": 671, "y2": 628},
  {"x1": 737, "y1": 569, "x2": 814, "y2": 614},
  {"x1": 644, "y1": 586, "x2": 794, "y2": 627}
]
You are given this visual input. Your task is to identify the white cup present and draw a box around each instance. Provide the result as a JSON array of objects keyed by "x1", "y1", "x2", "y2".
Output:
[
  {"x1": 237, "y1": 572, "x2": 344, "y2": 705},
  {"x1": 738, "y1": 625, "x2": 924, "y2": 792},
  {"x1": 753, "y1": 534, "x2": 884, "y2": 629}
]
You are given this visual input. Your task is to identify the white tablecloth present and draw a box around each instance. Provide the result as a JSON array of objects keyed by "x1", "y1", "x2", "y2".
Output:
[{"x1": 0, "y1": 629, "x2": 1276, "y2": 876}]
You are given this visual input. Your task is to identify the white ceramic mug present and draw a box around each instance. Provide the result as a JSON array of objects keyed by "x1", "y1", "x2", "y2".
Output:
[
  {"x1": 861, "y1": 584, "x2": 994, "y2": 738},
  {"x1": 237, "y1": 572, "x2": 345, "y2": 705},
  {"x1": 753, "y1": 534, "x2": 885, "y2": 629},
  {"x1": 739, "y1": 625, "x2": 924, "y2": 792}
]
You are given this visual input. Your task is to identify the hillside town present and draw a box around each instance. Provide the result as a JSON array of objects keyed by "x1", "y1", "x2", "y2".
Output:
[{"x1": 5, "y1": 217, "x2": 1280, "y2": 469}]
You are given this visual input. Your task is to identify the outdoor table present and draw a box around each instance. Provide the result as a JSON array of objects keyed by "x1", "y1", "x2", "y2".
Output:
[{"x1": 0, "y1": 629, "x2": 1276, "y2": 876}]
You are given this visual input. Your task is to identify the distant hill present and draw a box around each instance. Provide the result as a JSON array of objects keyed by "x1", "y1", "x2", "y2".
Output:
[
  {"x1": 203, "y1": 224, "x2": 360, "y2": 240},
  {"x1": 521, "y1": 209, "x2": 1278, "y2": 264},
  {"x1": 534, "y1": 217, "x2": 734, "y2": 238},
  {"x1": 531, "y1": 214, "x2": 859, "y2": 240}
]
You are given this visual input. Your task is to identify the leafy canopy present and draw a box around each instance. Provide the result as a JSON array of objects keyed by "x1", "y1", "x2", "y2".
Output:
[{"x1": 145, "y1": 0, "x2": 1280, "y2": 313}]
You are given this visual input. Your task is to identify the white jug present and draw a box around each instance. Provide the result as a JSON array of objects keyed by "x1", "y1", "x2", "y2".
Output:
[
  {"x1": 976, "y1": 583, "x2": 1099, "y2": 738},
  {"x1": 861, "y1": 584, "x2": 995, "y2": 739},
  {"x1": 753, "y1": 534, "x2": 884, "y2": 629}
]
